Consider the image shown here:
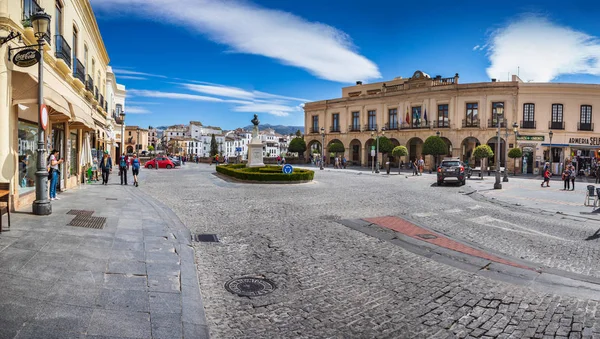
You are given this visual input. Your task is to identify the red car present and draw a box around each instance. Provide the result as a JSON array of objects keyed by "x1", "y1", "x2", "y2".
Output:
[{"x1": 145, "y1": 156, "x2": 175, "y2": 169}]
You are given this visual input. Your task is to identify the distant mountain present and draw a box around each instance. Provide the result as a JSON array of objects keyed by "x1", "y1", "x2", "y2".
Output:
[{"x1": 243, "y1": 124, "x2": 304, "y2": 135}]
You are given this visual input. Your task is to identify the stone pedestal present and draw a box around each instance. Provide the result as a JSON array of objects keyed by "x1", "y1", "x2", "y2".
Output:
[{"x1": 247, "y1": 140, "x2": 265, "y2": 168}]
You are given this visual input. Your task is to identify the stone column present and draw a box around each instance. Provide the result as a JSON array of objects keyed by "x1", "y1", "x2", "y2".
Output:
[{"x1": 0, "y1": 42, "x2": 14, "y2": 187}]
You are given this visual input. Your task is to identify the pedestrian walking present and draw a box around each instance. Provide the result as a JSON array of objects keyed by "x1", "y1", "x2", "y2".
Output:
[
  {"x1": 119, "y1": 153, "x2": 129, "y2": 185},
  {"x1": 131, "y1": 154, "x2": 140, "y2": 187},
  {"x1": 595, "y1": 163, "x2": 600, "y2": 184},
  {"x1": 562, "y1": 167, "x2": 571, "y2": 190},
  {"x1": 417, "y1": 156, "x2": 425, "y2": 176},
  {"x1": 334, "y1": 156, "x2": 339, "y2": 169},
  {"x1": 99, "y1": 151, "x2": 112, "y2": 185},
  {"x1": 412, "y1": 159, "x2": 418, "y2": 176},
  {"x1": 47, "y1": 149, "x2": 63, "y2": 200},
  {"x1": 277, "y1": 155, "x2": 281, "y2": 165},
  {"x1": 342, "y1": 156, "x2": 347, "y2": 169},
  {"x1": 541, "y1": 167, "x2": 551, "y2": 187},
  {"x1": 570, "y1": 165, "x2": 576, "y2": 190}
]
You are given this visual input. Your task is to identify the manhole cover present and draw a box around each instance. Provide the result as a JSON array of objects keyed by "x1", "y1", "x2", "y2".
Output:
[
  {"x1": 225, "y1": 277, "x2": 276, "y2": 297},
  {"x1": 106, "y1": 198, "x2": 118, "y2": 201},
  {"x1": 416, "y1": 233, "x2": 438, "y2": 240},
  {"x1": 67, "y1": 209, "x2": 94, "y2": 216},
  {"x1": 68, "y1": 215, "x2": 106, "y2": 229},
  {"x1": 193, "y1": 234, "x2": 219, "y2": 242}
]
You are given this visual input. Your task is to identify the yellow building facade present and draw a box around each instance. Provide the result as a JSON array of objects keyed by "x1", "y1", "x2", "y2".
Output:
[
  {"x1": 0, "y1": 0, "x2": 125, "y2": 209},
  {"x1": 304, "y1": 71, "x2": 600, "y2": 175}
]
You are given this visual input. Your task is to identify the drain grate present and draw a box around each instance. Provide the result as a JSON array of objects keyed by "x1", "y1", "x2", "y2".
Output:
[
  {"x1": 225, "y1": 277, "x2": 276, "y2": 297},
  {"x1": 67, "y1": 210, "x2": 94, "y2": 216},
  {"x1": 416, "y1": 233, "x2": 438, "y2": 240},
  {"x1": 68, "y1": 215, "x2": 106, "y2": 229},
  {"x1": 193, "y1": 234, "x2": 219, "y2": 242},
  {"x1": 106, "y1": 198, "x2": 118, "y2": 201}
]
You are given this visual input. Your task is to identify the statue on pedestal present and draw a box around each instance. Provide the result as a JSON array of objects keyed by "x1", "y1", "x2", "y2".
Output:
[{"x1": 251, "y1": 114, "x2": 260, "y2": 139}]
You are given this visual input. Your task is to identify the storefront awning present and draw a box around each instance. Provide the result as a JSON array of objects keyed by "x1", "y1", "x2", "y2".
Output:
[
  {"x1": 11, "y1": 71, "x2": 73, "y2": 121},
  {"x1": 68, "y1": 103, "x2": 95, "y2": 131}
]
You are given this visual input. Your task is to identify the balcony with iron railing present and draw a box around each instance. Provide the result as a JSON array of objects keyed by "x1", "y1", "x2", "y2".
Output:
[
  {"x1": 384, "y1": 122, "x2": 399, "y2": 130},
  {"x1": 462, "y1": 119, "x2": 480, "y2": 128},
  {"x1": 99, "y1": 94, "x2": 105, "y2": 109},
  {"x1": 309, "y1": 127, "x2": 320, "y2": 134},
  {"x1": 85, "y1": 75, "x2": 93, "y2": 92},
  {"x1": 73, "y1": 58, "x2": 85, "y2": 84},
  {"x1": 488, "y1": 119, "x2": 506, "y2": 128},
  {"x1": 329, "y1": 125, "x2": 341, "y2": 133},
  {"x1": 364, "y1": 124, "x2": 378, "y2": 132},
  {"x1": 24, "y1": 0, "x2": 51, "y2": 44},
  {"x1": 578, "y1": 122, "x2": 594, "y2": 131},
  {"x1": 549, "y1": 121, "x2": 565, "y2": 130},
  {"x1": 433, "y1": 120, "x2": 450, "y2": 128},
  {"x1": 400, "y1": 121, "x2": 431, "y2": 130},
  {"x1": 520, "y1": 120, "x2": 536, "y2": 129},
  {"x1": 54, "y1": 34, "x2": 71, "y2": 68},
  {"x1": 94, "y1": 87, "x2": 99, "y2": 101},
  {"x1": 348, "y1": 124, "x2": 361, "y2": 132}
]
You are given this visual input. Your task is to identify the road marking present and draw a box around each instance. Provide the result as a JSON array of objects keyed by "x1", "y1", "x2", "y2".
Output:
[
  {"x1": 468, "y1": 205, "x2": 483, "y2": 210},
  {"x1": 413, "y1": 212, "x2": 437, "y2": 218},
  {"x1": 467, "y1": 215, "x2": 573, "y2": 242},
  {"x1": 444, "y1": 208, "x2": 463, "y2": 213}
]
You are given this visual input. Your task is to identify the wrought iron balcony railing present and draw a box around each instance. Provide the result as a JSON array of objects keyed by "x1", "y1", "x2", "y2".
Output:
[
  {"x1": 73, "y1": 58, "x2": 85, "y2": 83},
  {"x1": 348, "y1": 124, "x2": 361, "y2": 132},
  {"x1": 85, "y1": 75, "x2": 93, "y2": 92},
  {"x1": 329, "y1": 125, "x2": 340, "y2": 133},
  {"x1": 94, "y1": 87, "x2": 99, "y2": 101},
  {"x1": 433, "y1": 120, "x2": 450, "y2": 128},
  {"x1": 549, "y1": 121, "x2": 565, "y2": 130},
  {"x1": 488, "y1": 119, "x2": 506, "y2": 128},
  {"x1": 54, "y1": 34, "x2": 71, "y2": 68},
  {"x1": 364, "y1": 124, "x2": 378, "y2": 132},
  {"x1": 462, "y1": 119, "x2": 480, "y2": 128},
  {"x1": 578, "y1": 122, "x2": 593, "y2": 131},
  {"x1": 385, "y1": 122, "x2": 399, "y2": 130},
  {"x1": 309, "y1": 127, "x2": 320, "y2": 134},
  {"x1": 520, "y1": 120, "x2": 536, "y2": 129}
]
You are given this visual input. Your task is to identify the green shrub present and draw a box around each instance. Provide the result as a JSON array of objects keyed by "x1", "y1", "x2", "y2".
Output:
[{"x1": 216, "y1": 164, "x2": 314, "y2": 182}]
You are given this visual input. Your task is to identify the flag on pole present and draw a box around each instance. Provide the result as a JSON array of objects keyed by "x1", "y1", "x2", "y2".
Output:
[
  {"x1": 423, "y1": 108, "x2": 428, "y2": 124},
  {"x1": 405, "y1": 107, "x2": 410, "y2": 124}
]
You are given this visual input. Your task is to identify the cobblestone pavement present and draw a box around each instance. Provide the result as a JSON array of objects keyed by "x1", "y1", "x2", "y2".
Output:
[{"x1": 140, "y1": 164, "x2": 600, "y2": 338}]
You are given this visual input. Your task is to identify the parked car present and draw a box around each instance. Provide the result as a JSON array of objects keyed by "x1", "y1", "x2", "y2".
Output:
[
  {"x1": 437, "y1": 158, "x2": 467, "y2": 186},
  {"x1": 145, "y1": 156, "x2": 174, "y2": 169},
  {"x1": 168, "y1": 156, "x2": 181, "y2": 167}
]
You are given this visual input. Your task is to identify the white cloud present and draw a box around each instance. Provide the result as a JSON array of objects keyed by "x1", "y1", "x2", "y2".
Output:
[
  {"x1": 126, "y1": 106, "x2": 152, "y2": 114},
  {"x1": 472, "y1": 45, "x2": 480, "y2": 51},
  {"x1": 91, "y1": 0, "x2": 380, "y2": 83},
  {"x1": 118, "y1": 75, "x2": 148, "y2": 80},
  {"x1": 113, "y1": 69, "x2": 167, "y2": 78},
  {"x1": 485, "y1": 15, "x2": 600, "y2": 82},
  {"x1": 182, "y1": 83, "x2": 309, "y2": 102},
  {"x1": 127, "y1": 89, "x2": 226, "y2": 103}
]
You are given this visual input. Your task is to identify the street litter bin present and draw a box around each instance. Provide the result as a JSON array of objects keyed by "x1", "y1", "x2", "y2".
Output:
[{"x1": 386, "y1": 162, "x2": 390, "y2": 174}]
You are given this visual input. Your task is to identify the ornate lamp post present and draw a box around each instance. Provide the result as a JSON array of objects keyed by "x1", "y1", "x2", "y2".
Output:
[
  {"x1": 320, "y1": 127, "x2": 325, "y2": 170},
  {"x1": 549, "y1": 130, "x2": 554, "y2": 173},
  {"x1": 503, "y1": 122, "x2": 519, "y2": 182},
  {"x1": 30, "y1": 11, "x2": 52, "y2": 215},
  {"x1": 494, "y1": 103, "x2": 504, "y2": 189},
  {"x1": 371, "y1": 127, "x2": 385, "y2": 173}
]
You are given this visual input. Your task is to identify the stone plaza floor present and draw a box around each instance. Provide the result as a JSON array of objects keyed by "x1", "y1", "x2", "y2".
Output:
[
  {"x1": 137, "y1": 164, "x2": 600, "y2": 339},
  {"x1": 0, "y1": 174, "x2": 208, "y2": 339}
]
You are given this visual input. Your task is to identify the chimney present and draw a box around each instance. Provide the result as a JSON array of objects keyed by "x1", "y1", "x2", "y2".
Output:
[
  {"x1": 491, "y1": 78, "x2": 497, "y2": 82},
  {"x1": 356, "y1": 81, "x2": 362, "y2": 85}
]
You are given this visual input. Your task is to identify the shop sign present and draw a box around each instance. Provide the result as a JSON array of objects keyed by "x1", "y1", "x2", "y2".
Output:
[
  {"x1": 13, "y1": 49, "x2": 41, "y2": 67},
  {"x1": 568, "y1": 137, "x2": 600, "y2": 146},
  {"x1": 516, "y1": 135, "x2": 544, "y2": 141}
]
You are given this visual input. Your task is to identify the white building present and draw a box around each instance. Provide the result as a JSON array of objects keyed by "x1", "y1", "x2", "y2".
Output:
[{"x1": 224, "y1": 129, "x2": 252, "y2": 160}]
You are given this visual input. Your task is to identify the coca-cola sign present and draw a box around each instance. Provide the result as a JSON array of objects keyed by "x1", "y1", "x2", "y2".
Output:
[{"x1": 13, "y1": 49, "x2": 41, "y2": 67}]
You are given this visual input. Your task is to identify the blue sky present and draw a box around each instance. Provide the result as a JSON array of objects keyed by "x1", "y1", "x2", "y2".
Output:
[{"x1": 90, "y1": 0, "x2": 600, "y2": 130}]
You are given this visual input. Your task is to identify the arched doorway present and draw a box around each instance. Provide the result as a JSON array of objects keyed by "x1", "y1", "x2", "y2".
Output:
[
  {"x1": 307, "y1": 140, "x2": 322, "y2": 163},
  {"x1": 126, "y1": 146, "x2": 134, "y2": 154},
  {"x1": 487, "y1": 137, "x2": 506, "y2": 168},
  {"x1": 327, "y1": 139, "x2": 344, "y2": 164},
  {"x1": 365, "y1": 138, "x2": 375, "y2": 167},
  {"x1": 389, "y1": 138, "x2": 401, "y2": 167},
  {"x1": 440, "y1": 137, "x2": 453, "y2": 157},
  {"x1": 349, "y1": 139, "x2": 361, "y2": 166},
  {"x1": 407, "y1": 137, "x2": 423, "y2": 163},
  {"x1": 461, "y1": 137, "x2": 480, "y2": 166}
]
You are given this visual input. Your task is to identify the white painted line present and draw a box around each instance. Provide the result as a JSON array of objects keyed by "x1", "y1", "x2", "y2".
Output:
[
  {"x1": 444, "y1": 208, "x2": 463, "y2": 214},
  {"x1": 413, "y1": 212, "x2": 438, "y2": 218},
  {"x1": 468, "y1": 205, "x2": 483, "y2": 210},
  {"x1": 467, "y1": 215, "x2": 573, "y2": 242}
]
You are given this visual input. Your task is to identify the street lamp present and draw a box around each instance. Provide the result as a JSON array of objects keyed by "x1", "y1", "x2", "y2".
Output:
[
  {"x1": 433, "y1": 131, "x2": 441, "y2": 174},
  {"x1": 494, "y1": 103, "x2": 504, "y2": 189},
  {"x1": 502, "y1": 122, "x2": 519, "y2": 182},
  {"x1": 371, "y1": 127, "x2": 385, "y2": 173},
  {"x1": 120, "y1": 112, "x2": 125, "y2": 155},
  {"x1": 29, "y1": 11, "x2": 52, "y2": 215},
  {"x1": 320, "y1": 127, "x2": 325, "y2": 170},
  {"x1": 549, "y1": 130, "x2": 554, "y2": 173}
]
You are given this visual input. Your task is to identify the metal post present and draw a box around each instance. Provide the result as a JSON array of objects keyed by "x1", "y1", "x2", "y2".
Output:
[
  {"x1": 503, "y1": 126, "x2": 509, "y2": 182},
  {"x1": 320, "y1": 132, "x2": 324, "y2": 170},
  {"x1": 549, "y1": 132, "x2": 553, "y2": 174},
  {"x1": 375, "y1": 132, "x2": 380, "y2": 173},
  {"x1": 32, "y1": 37, "x2": 51, "y2": 215},
  {"x1": 494, "y1": 116, "x2": 502, "y2": 189}
]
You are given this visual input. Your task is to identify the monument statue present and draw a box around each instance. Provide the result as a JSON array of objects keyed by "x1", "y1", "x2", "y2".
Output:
[{"x1": 251, "y1": 114, "x2": 260, "y2": 139}]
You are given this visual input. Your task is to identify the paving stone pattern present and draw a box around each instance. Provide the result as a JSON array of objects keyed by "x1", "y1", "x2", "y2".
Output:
[
  {"x1": 140, "y1": 165, "x2": 600, "y2": 339},
  {"x1": 0, "y1": 179, "x2": 208, "y2": 339}
]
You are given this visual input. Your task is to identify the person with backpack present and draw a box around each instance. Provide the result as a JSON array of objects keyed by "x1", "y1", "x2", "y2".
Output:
[
  {"x1": 541, "y1": 167, "x2": 551, "y2": 187},
  {"x1": 131, "y1": 153, "x2": 141, "y2": 187},
  {"x1": 119, "y1": 152, "x2": 129, "y2": 185},
  {"x1": 99, "y1": 151, "x2": 112, "y2": 185}
]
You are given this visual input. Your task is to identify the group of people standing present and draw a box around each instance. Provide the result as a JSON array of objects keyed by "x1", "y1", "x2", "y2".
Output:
[
  {"x1": 98, "y1": 152, "x2": 141, "y2": 187},
  {"x1": 412, "y1": 156, "x2": 425, "y2": 176},
  {"x1": 561, "y1": 164, "x2": 578, "y2": 190}
]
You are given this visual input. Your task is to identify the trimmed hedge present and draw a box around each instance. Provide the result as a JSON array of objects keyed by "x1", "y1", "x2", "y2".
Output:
[{"x1": 216, "y1": 164, "x2": 314, "y2": 182}]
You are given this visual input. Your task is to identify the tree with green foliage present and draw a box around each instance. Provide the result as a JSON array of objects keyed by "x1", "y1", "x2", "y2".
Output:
[
  {"x1": 148, "y1": 145, "x2": 155, "y2": 152},
  {"x1": 328, "y1": 142, "x2": 345, "y2": 157},
  {"x1": 288, "y1": 137, "x2": 307, "y2": 158},
  {"x1": 473, "y1": 145, "x2": 494, "y2": 178},
  {"x1": 422, "y1": 136, "x2": 448, "y2": 170},
  {"x1": 508, "y1": 148, "x2": 523, "y2": 176},
  {"x1": 375, "y1": 136, "x2": 394, "y2": 158},
  {"x1": 392, "y1": 146, "x2": 408, "y2": 173},
  {"x1": 296, "y1": 129, "x2": 302, "y2": 137},
  {"x1": 210, "y1": 134, "x2": 219, "y2": 157}
]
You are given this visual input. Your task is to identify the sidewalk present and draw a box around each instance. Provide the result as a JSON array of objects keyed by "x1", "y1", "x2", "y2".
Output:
[
  {"x1": 467, "y1": 175, "x2": 600, "y2": 221},
  {"x1": 0, "y1": 174, "x2": 208, "y2": 339}
]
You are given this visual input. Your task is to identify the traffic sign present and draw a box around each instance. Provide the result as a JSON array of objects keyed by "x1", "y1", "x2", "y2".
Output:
[
  {"x1": 371, "y1": 150, "x2": 375, "y2": 157},
  {"x1": 282, "y1": 164, "x2": 293, "y2": 174},
  {"x1": 40, "y1": 104, "x2": 48, "y2": 131},
  {"x1": 371, "y1": 146, "x2": 375, "y2": 151}
]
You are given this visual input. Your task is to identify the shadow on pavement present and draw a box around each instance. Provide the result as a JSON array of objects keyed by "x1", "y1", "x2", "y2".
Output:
[{"x1": 585, "y1": 229, "x2": 600, "y2": 241}]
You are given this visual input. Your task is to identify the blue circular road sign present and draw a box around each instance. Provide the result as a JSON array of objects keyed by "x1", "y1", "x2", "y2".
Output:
[{"x1": 282, "y1": 164, "x2": 293, "y2": 174}]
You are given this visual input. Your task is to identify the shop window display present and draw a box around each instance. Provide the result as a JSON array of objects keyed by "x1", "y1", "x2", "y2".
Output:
[
  {"x1": 70, "y1": 131, "x2": 78, "y2": 176},
  {"x1": 18, "y1": 120, "x2": 38, "y2": 194}
]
